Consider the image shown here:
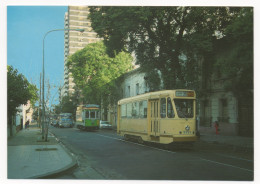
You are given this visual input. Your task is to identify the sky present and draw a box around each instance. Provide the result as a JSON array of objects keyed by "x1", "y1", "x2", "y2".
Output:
[{"x1": 7, "y1": 6, "x2": 68, "y2": 106}]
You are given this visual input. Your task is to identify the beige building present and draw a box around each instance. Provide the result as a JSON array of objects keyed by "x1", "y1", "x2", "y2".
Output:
[{"x1": 62, "y1": 6, "x2": 101, "y2": 97}]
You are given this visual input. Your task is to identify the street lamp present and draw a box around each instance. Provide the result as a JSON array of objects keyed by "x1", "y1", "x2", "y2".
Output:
[{"x1": 42, "y1": 28, "x2": 84, "y2": 141}]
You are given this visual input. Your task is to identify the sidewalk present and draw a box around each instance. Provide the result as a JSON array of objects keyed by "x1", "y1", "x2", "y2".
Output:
[
  {"x1": 7, "y1": 124, "x2": 77, "y2": 179},
  {"x1": 198, "y1": 133, "x2": 254, "y2": 153}
]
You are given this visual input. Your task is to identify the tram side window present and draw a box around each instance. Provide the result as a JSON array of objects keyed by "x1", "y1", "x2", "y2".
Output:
[
  {"x1": 131, "y1": 102, "x2": 140, "y2": 118},
  {"x1": 136, "y1": 102, "x2": 140, "y2": 118},
  {"x1": 167, "y1": 97, "x2": 175, "y2": 118},
  {"x1": 121, "y1": 104, "x2": 127, "y2": 118},
  {"x1": 139, "y1": 100, "x2": 147, "y2": 118},
  {"x1": 143, "y1": 101, "x2": 147, "y2": 118},
  {"x1": 127, "y1": 103, "x2": 132, "y2": 118},
  {"x1": 85, "y1": 111, "x2": 90, "y2": 119},
  {"x1": 160, "y1": 98, "x2": 166, "y2": 118},
  {"x1": 132, "y1": 102, "x2": 137, "y2": 118}
]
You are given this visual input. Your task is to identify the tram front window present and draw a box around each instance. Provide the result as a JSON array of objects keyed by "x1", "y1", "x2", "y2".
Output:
[
  {"x1": 90, "y1": 111, "x2": 96, "y2": 119},
  {"x1": 174, "y1": 99, "x2": 194, "y2": 118}
]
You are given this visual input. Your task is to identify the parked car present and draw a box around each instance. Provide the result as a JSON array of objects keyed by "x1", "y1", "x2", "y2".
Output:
[
  {"x1": 59, "y1": 118, "x2": 73, "y2": 128},
  {"x1": 52, "y1": 120, "x2": 59, "y2": 127},
  {"x1": 100, "y1": 121, "x2": 112, "y2": 129}
]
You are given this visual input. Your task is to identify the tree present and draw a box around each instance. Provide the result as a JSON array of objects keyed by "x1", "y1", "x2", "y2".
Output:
[
  {"x1": 213, "y1": 8, "x2": 253, "y2": 136},
  {"x1": 7, "y1": 65, "x2": 38, "y2": 135},
  {"x1": 67, "y1": 41, "x2": 133, "y2": 106},
  {"x1": 60, "y1": 96, "x2": 76, "y2": 118},
  {"x1": 53, "y1": 104, "x2": 62, "y2": 115},
  {"x1": 28, "y1": 83, "x2": 38, "y2": 108},
  {"x1": 89, "y1": 7, "x2": 241, "y2": 90},
  {"x1": 214, "y1": 8, "x2": 253, "y2": 99}
]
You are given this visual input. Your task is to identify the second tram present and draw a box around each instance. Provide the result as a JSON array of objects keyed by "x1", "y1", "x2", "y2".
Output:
[{"x1": 76, "y1": 104, "x2": 100, "y2": 131}]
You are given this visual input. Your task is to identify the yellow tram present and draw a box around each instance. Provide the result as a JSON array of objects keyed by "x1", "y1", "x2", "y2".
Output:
[{"x1": 117, "y1": 90, "x2": 198, "y2": 145}]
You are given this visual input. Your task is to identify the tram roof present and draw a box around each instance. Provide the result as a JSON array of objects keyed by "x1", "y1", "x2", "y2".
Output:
[{"x1": 118, "y1": 89, "x2": 195, "y2": 104}]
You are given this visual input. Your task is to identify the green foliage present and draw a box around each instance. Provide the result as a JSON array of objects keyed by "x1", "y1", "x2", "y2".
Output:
[
  {"x1": 214, "y1": 8, "x2": 253, "y2": 99},
  {"x1": 144, "y1": 69, "x2": 161, "y2": 92},
  {"x1": 60, "y1": 96, "x2": 76, "y2": 114},
  {"x1": 28, "y1": 83, "x2": 39, "y2": 108},
  {"x1": 53, "y1": 104, "x2": 62, "y2": 115},
  {"x1": 67, "y1": 41, "x2": 133, "y2": 105},
  {"x1": 89, "y1": 7, "x2": 240, "y2": 90},
  {"x1": 7, "y1": 65, "x2": 38, "y2": 123}
]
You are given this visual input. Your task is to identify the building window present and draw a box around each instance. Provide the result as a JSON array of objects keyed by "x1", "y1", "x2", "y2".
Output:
[
  {"x1": 145, "y1": 82, "x2": 149, "y2": 93},
  {"x1": 201, "y1": 100, "x2": 212, "y2": 126},
  {"x1": 128, "y1": 86, "x2": 130, "y2": 97},
  {"x1": 136, "y1": 83, "x2": 139, "y2": 95},
  {"x1": 219, "y1": 99, "x2": 229, "y2": 122}
]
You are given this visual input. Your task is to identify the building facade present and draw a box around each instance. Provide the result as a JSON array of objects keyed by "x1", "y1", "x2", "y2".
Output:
[
  {"x1": 8, "y1": 101, "x2": 34, "y2": 137},
  {"x1": 62, "y1": 6, "x2": 101, "y2": 97},
  {"x1": 106, "y1": 68, "x2": 149, "y2": 127},
  {"x1": 104, "y1": 66, "x2": 242, "y2": 136},
  {"x1": 198, "y1": 76, "x2": 239, "y2": 136}
]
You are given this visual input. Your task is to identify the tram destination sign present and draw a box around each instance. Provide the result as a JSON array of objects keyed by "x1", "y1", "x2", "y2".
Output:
[{"x1": 175, "y1": 91, "x2": 194, "y2": 97}]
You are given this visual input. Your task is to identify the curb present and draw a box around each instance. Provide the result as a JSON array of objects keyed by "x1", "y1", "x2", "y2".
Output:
[{"x1": 29, "y1": 132, "x2": 78, "y2": 179}]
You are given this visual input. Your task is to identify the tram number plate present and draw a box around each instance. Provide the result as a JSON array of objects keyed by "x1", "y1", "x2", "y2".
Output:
[{"x1": 183, "y1": 131, "x2": 192, "y2": 134}]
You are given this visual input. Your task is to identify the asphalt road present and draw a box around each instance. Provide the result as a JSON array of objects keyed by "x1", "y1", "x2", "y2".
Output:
[{"x1": 49, "y1": 126, "x2": 253, "y2": 181}]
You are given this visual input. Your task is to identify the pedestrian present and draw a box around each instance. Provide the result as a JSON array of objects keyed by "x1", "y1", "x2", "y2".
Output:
[{"x1": 25, "y1": 120, "x2": 29, "y2": 129}]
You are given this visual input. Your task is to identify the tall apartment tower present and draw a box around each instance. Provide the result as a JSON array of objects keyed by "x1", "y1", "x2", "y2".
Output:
[{"x1": 61, "y1": 6, "x2": 100, "y2": 98}]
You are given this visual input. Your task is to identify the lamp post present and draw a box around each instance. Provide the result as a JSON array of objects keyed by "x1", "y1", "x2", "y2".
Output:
[{"x1": 42, "y1": 28, "x2": 84, "y2": 141}]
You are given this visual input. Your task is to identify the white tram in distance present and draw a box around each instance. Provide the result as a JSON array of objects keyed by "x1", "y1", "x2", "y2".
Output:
[{"x1": 117, "y1": 90, "x2": 198, "y2": 145}]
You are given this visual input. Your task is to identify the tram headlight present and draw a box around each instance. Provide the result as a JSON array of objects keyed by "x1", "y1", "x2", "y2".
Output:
[{"x1": 179, "y1": 131, "x2": 182, "y2": 134}]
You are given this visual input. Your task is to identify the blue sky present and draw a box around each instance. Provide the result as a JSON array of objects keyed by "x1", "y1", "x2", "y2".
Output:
[{"x1": 7, "y1": 6, "x2": 68, "y2": 106}]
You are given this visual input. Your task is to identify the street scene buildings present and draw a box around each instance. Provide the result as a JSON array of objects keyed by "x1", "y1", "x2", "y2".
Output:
[
  {"x1": 7, "y1": 5, "x2": 254, "y2": 181},
  {"x1": 8, "y1": 6, "x2": 253, "y2": 137},
  {"x1": 62, "y1": 6, "x2": 101, "y2": 97},
  {"x1": 58, "y1": 6, "x2": 253, "y2": 137}
]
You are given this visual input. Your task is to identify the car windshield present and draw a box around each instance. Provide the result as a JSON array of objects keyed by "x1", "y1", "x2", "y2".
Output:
[
  {"x1": 174, "y1": 99, "x2": 194, "y2": 118},
  {"x1": 101, "y1": 121, "x2": 109, "y2": 124}
]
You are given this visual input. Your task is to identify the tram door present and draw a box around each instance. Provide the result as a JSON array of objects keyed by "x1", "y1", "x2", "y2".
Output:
[{"x1": 149, "y1": 100, "x2": 160, "y2": 136}]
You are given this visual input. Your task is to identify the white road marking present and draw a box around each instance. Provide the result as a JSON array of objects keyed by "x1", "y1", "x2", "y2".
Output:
[
  {"x1": 214, "y1": 153, "x2": 253, "y2": 162},
  {"x1": 96, "y1": 133, "x2": 176, "y2": 154},
  {"x1": 200, "y1": 158, "x2": 253, "y2": 172}
]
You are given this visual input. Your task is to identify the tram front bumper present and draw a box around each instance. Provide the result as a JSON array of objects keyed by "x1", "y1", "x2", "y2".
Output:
[{"x1": 172, "y1": 136, "x2": 198, "y2": 142}]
